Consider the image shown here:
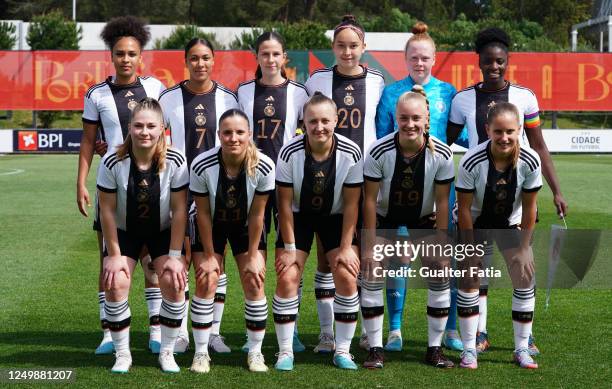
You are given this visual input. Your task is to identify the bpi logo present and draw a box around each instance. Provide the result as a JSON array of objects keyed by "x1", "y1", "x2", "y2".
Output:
[
  {"x1": 17, "y1": 131, "x2": 63, "y2": 151},
  {"x1": 18, "y1": 131, "x2": 37, "y2": 150}
]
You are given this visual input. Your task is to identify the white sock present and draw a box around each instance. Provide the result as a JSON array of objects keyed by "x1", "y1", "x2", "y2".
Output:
[
  {"x1": 360, "y1": 281, "x2": 384, "y2": 348},
  {"x1": 105, "y1": 298, "x2": 131, "y2": 353},
  {"x1": 245, "y1": 298, "x2": 268, "y2": 354},
  {"x1": 478, "y1": 288, "x2": 488, "y2": 334},
  {"x1": 212, "y1": 274, "x2": 227, "y2": 336},
  {"x1": 98, "y1": 292, "x2": 111, "y2": 339},
  {"x1": 314, "y1": 271, "x2": 335, "y2": 336},
  {"x1": 427, "y1": 285, "x2": 451, "y2": 347},
  {"x1": 191, "y1": 296, "x2": 214, "y2": 353},
  {"x1": 512, "y1": 287, "x2": 535, "y2": 350},
  {"x1": 180, "y1": 282, "x2": 190, "y2": 338},
  {"x1": 457, "y1": 290, "x2": 479, "y2": 351},
  {"x1": 159, "y1": 299, "x2": 186, "y2": 353},
  {"x1": 334, "y1": 293, "x2": 359, "y2": 354},
  {"x1": 145, "y1": 287, "x2": 162, "y2": 341},
  {"x1": 273, "y1": 294, "x2": 299, "y2": 353}
]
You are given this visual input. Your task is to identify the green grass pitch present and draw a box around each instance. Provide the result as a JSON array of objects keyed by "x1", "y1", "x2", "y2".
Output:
[{"x1": 0, "y1": 154, "x2": 610, "y2": 387}]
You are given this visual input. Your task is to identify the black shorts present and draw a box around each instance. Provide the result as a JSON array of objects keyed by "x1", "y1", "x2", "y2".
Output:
[
  {"x1": 103, "y1": 228, "x2": 172, "y2": 261},
  {"x1": 475, "y1": 227, "x2": 521, "y2": 252},
  {"x1": 375, "y1": 213, "x2": 437, "y2": 241},
  {"x1": 190, "y1": 214, "x2": 266, "y2": 256},
  {"x1": 276, "y1": 212, "x2": 357, "y2": 254}
]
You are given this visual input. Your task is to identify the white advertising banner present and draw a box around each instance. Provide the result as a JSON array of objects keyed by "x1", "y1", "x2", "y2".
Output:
[
  {"x1": 0, "y1": 130, "x2": 13, "y2": 153},
  {"x1": 542, "y1": 129, "x2": 612, "y2": 153}
]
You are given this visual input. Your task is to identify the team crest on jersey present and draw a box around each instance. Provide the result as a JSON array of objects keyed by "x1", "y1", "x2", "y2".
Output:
[
  {"x1": 496, "y1": 189, "x2": 507, "y2": 201},
  {"x1": 344, "y1": 94, "x2": 355, "y2": 106},
  {"x1": 313, "y1": 170, "x2": 325, "y2": 194},
  {"x1": 435, "y1": 100, "x2": 446, "y2": 113},
  {"x1": 488, "y1": 100, "x2": 497, "y2": 110},
  {"x1": 226, "y1": 185, "x2": 237, "y2": 208},
  {"x1": 127, "y1": 99, "x2": 137, "y2": 111},
  {"x1": 401, "y1": 166, "x2": 414, "y2": 189},
  {"x1": 195, "y1": 113, "x2": 207, "y2": 126},
  {"x1": 264, "y1": 103, "x2": 275, "y2": 117}
]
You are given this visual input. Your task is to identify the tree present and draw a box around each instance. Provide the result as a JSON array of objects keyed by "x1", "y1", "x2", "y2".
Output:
[
  {"x1": 230, "y1": 21, "x2": 331, "y2": 50},
  {"x1": 27, "y1": 9, "x2": 82, "y2": 50},
  {"x1": 0, "y1": 21, "x2": 16, "y2": 50},
  {"x1": 154, "y1": 25, "x2": 224, "y2": 50}
]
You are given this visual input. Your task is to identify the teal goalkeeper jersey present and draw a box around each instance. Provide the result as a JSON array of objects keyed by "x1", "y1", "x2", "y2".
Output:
[{"x1": 375, "y1": 75, "x2": 468, "y2": 147}]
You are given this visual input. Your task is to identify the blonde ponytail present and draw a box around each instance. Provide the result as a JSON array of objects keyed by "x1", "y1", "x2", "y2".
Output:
[{"x1": 244, "y1": 139, "x2": 260, "y2": 177}]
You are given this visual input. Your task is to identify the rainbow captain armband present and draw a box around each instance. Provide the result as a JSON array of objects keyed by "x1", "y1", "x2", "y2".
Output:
[{"x1": 524, "y1": 112, "x2": 541, "y2": 129}]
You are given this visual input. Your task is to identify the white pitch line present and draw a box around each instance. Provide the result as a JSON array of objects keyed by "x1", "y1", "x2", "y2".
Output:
[{"x1": 0, "y1": 168, "x2": 25, "y2": 176}]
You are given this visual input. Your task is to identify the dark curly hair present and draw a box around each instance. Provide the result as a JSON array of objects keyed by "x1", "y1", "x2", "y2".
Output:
[
  {"x1": 474, "y1": 27, "x2": 510, "y2": 54},
  {"x1": 101, "y1": 16, "x2": 150, "y2": 51}
]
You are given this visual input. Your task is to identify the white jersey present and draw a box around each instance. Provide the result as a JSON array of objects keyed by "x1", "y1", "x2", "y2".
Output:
[
  {"x1": 237, "y1": 79, "x2": 309, "y2": 163},
  {"x1": 364, "y1": 133, "x2": 454, "y2": 220},
  {"x1": 83, "y1": 76, "x2": 165, "y2": 154},
  {"x1": 159, "y1": 80, "x2": 239, "y2": 167},
  {"x1": 449, "y1": 82, "x2": 540, "y2": 149},
  {"x1": 275, "y1": 133, "x2": 363, "y2": 215},
  {"x1": 456, "y1": 140, "x2": 542, "y2": 227},
  {"x1": 96, "y1": 148, "x2": 189, "y2": 232},
  {"x1": 305, "y1": 66, "x2": 385, "y2": 153},
  {"x1": 189, "y1": 146, "x2": 275, "y2": 225}
]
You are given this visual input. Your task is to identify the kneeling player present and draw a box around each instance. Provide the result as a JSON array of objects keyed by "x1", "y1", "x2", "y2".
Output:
[
  {"x1": 362, "y1": 86, "x2": 455, "y2": 368},
  {"x1": 455, "y1": 102, "x2": 541, "y2": 369},
  {"x1": 189, "y1": 109, "x2": 275, "y2": 373},
  {"x1": 273, "y1": 93, "x2": 363, "y2": 371},
  {"x1": 97, "y1": 98, "x2": 189, "y2": 373}
]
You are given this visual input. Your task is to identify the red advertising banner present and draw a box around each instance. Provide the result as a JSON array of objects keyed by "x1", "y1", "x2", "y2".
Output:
[{"x1": 0, "y1": 50, "x2": 610, "y2": 111}]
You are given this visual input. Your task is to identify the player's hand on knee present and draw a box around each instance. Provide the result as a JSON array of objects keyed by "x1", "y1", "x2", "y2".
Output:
[
  {"x1": 510, "y1": 247, "x2": 535, "y2": 286},
  {"x1": 94, "y1": 140, "x2": 108, "y2": 156},
  {"x1": 332, "y1": 247, "x2": 360, "y2": 278},
  {"x1": 76, "y1": 185, "x2": 91, "y2": 217},
  {"x1": 103, "y1": 255, "x2": 130, "y2": 290},
  {"x1": 243, "y1": 259, "x2": 266, "y2": 290},
  {"x1": 275, "y1": 249, "x2": 296, "y2": 276},
  {"x1": 163, "y1": 256, "x2": 186, "y2": 291},
  {"x1": 195, "y1": 255, "x2": 220, "y2": 284}
]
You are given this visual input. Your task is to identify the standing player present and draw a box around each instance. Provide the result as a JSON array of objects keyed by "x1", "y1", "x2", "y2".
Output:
[
  {"x1": 237, "y1": 31, "x2": 309, "y2": 353},
  {"x1": 273, "y1": 93, "x2": 363, "y2": 371},
  {"x1": 305, "y1": 15, "x2": 384, "y2": 352},
  {"x1": 455, "y1": 101, "x2": 541, "y2": 370},
  {"x1": 76, "y1": 16, "x2": 166, "y2": 355},
  {"x1": 159, "y1": 37, "x2": 239, "y2": 354},
  {"x1": 189, "y1": 109, "x2": 275, "y2": 373},
  {"x1": 446, "y1": 27, "x2": 567, "y2": 355},
  {"x1": 362, "y1": 86, "x2": 455, "y2": 369},
  {"x1": 97, "y1": 98, "x2": 189, "y2": 373},
  {"x1": 375, "y1": 21, "x2": 468, "y2": 352}
]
